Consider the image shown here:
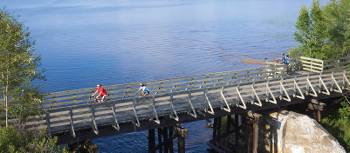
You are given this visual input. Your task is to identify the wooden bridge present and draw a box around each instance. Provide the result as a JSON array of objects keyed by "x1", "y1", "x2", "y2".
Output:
[{"x1": 8, "y1": 56, "x2": 350, "y2": 146}]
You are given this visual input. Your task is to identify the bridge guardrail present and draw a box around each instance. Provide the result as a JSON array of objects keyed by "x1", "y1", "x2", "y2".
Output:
[
  {"x1": 299, "y1": 55, "x2": 350, "y2": 73},
  {"x1": 42, "y1": 65, "x2": 287, "y2": 110},
  {"x1": 323, "y1": 55, "x2": 350, "y2": 71},
  {"x1": 29, "y1": 70, "x2": 350, "y2": 136},
  {"x1": 300, "y1": 56, "x2": 324, "y2": 73}
]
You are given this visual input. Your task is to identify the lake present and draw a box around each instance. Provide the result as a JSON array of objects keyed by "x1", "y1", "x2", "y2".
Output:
[{"x1": 0, "y1": 0, "x2": 327, "y2": 152}]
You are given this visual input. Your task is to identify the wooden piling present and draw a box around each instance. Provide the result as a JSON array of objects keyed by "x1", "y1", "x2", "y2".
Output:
[
  {"x1": 158, "y1": 128, "x2": 163, "y2": 153},
  {"x1": 247, "y1": 112, "x2": 261, "y2": 153},
  {"x1": 213, "y1": 118, "x2": 218, "y2": 140},
  {"x1": 176, "y1": 127, "x2": 188, "y2": 153},
  {"x1": 226, "y1": 115, "x2": 231, "y2": 135},
  {"x1": 169, "y1": 127, "x2": 174, "y2": 153},
  {"x1": 163, "y1": 127, "x2": 169, "y2": 153},
  {"x1": 234, "y1": 114, "x2": 240, "y2": 150},
  {"x1": 148, "y1": 129, "x2": 156, "y2": 153},
  {"x1": 217, "y1": 116, "x2": 222, "y2": 141},
  {"x1": 308, "y1": 99, "x2": 325, "y2": 122}
]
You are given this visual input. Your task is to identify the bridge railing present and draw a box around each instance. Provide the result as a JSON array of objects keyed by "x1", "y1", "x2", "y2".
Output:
[
  {"x1": 298, "y1": 55, "x2": 350, "y2": 73},
  {"x1": 42, "y1": 65, "x2": 286, "y2": 111},
  {"x1": 30, "y1": 69, "x2": 350, "y2": 136},
  {"x1": 300, "y1": 56, "x2": 324, "y2": 73},
  {"x1": 324, "y1": 55, "x2": 350, "y2": 71}
]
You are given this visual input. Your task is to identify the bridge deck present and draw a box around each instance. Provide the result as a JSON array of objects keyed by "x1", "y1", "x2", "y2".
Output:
[{"x1": 16, "y1": 64, "x2": 349, "y2": 141}]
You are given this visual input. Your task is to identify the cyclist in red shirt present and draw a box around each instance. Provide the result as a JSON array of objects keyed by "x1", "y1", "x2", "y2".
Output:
[{"x1": 91, "y1": 84, "x2": 107, "y2": 103}]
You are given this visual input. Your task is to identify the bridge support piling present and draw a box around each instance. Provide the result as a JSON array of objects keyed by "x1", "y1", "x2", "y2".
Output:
[
  {"x1": 234, "y1": 114, "x2": 240, "y2": 150},
  {"x1": 148, "y1": 127, "x2": 175, "y2": 153},
  {"x1": 148, "y1": 129, "x2": 156, "y2": 153},
  {"x1": 68, "y1": 139, "x2": 98, "y2": 153},
  {"x1": 176, "y1": 126, "x2": 188, "y2": 153},
  {"x1": 209, "y1": 114, "x2": 247, "y2": 152},
  {"x1": 157, "y1": 128, "x2": 163, "y2": 153},
  {"x1": 270, "y1": 120, "x2": 278, "y2": 153},
  {"x1": 163, "y1": 127, "x2": 169, "y2": 153},
  {"x1": 226, "y1": 115, "x2": 232, "y2": 136},
  {"x1": 212, "y1": 117, "x2": 218, "y2": 140},
  {"x1": 247, "y1": 113, "x2": 261, "y2": 153},
  {"x1": 169, "y1": 127, "x2": 174, "y2": 153},
  {"x1": 308, "y1": 99, "x2": 325, "y2": 122},
  {"x1": 217, "y1": 116, "x2": 222, "y2": 142}
]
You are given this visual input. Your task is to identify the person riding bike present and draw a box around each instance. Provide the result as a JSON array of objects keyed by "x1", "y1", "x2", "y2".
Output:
[
  {"x1": 281, "y1": 53, "x2": 290, "y2": 65},
  {"x1": 138, "y1": 83, "x2": 151, "y2": 96},
  {"x1": 91, "y1": 84, "x2": 108, "y2": 103}
]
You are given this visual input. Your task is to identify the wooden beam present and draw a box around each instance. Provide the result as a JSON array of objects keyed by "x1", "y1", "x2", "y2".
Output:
[
  {"x1": 69, "y1": 109, "x2": 76, "y2": 138},
  {"x1": 111, "y1": 105, "x2": 120, "y2": 131},
  {"x1": 221, "y1": 86, "x2": 231, "y2": 112},
  {"x1": 236, "y1": 87, "x2": 247, "y2": 109},
  {"x1": 265, "y1": 82, "x2": 277, "y2": 104},
  {"x1": 204, "y1": 90, "x2": 215, "y2": 115},
  {"x1": 331, "y1": 72, "x2": 342, "y2": 93}
]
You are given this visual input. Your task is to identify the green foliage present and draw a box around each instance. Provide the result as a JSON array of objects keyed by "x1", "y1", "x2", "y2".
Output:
[
  {"x1": 293, "y1": 0, "x2": 350, "y2": 60},
  {"x1": 9, "y1": 87, "x2": 43, "y2": 121},
  {"x1": 0, "y1": 9, "x2": 65, "y2": 153},
  {"x1": 321, "y1": 102, "x2": 350, "y2": 152},
  {"x1": 295, "y1": 6, "x2": 310, "y2": 45},
  {"x1": 0, "y1": 9, "x2": 44, "y2": 123},
  {"x1": 294, "y1": 0, "x2": 350, "y2": 151},
  {"x1": 0, "y1": 126, "x2": 67, "y2": 153},
  {"x1": 0, "y1": 9, "x2": 42, "y2": 86}
]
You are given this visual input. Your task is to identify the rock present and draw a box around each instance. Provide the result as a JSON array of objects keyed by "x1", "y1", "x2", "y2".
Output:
[{"x1": 269, "y1": 111, "x2": 346, "y2": 153}]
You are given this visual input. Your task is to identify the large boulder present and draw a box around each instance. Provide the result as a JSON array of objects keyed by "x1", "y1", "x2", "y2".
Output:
[{"x1": 269, "y1": 111, "x2": 346, "y2": 153}]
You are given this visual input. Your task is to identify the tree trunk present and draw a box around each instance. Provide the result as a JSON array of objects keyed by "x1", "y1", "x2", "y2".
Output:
[
  {"x1": 5, "y1": 84, "x2": 8, "y2": 127},
  {"x1": 5, "y1": 68, "x2": 9, "y2": 127}
]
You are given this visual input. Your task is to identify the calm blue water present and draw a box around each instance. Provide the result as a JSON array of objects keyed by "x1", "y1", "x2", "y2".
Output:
[{"x1": 1, "y1": 0, "x2": 328, "y2": 152}]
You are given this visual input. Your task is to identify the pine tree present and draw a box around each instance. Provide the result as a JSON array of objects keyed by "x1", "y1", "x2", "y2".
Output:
[
  {"x1": 323, "y1": 0, "x2": 350, "y2": 58},
  {"x1": 309, "y1": 0, "x2": 328, "y2": 59},
  {"x1": 294, "y1": 6, "x2": 311, "y2": 56}
]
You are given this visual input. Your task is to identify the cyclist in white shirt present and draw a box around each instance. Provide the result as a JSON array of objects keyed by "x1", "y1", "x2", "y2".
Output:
[{"x1": 138, "y1": 83, "x2": 150, "y2": 96}]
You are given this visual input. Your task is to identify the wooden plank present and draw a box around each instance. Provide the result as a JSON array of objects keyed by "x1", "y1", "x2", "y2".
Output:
[
  {"x1": 300, "y1": 56, "x2": 324, "y2": 63},
  {"x1": 300, "y1": 60, "x2": 323, "y2": 66},
  {"x1": 301, "y1": 64, "x2": 323, "y2": 70}
]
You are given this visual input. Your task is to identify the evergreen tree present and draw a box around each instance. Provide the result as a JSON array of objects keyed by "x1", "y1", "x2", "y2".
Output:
[
  {"x1": 294, "y1": 6, "x2": 311, "y2": 56},
  {"x1": 323, "y1": 0, "x2": 350, "y2": 58},
  {"x1": 294, "y1": 0, "x2": 350, "y2": 59},
  {"x1": 309, "y1": 0, "x2": 328, "y2": 59},
  {"x1": 294, "y1": 0, "x2": 328, "y2": 59}
]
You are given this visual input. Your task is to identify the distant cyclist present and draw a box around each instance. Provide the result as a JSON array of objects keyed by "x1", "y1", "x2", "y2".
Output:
[
  {"x1": 281, "y1": 53, "x2": 290, "y2": 65},
  {"x1": 91, "y1": 84, "x2": 108, "y2": 103},
  {"x1": 138, "y1": 83, "x2": 151, "y2": 96}
]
